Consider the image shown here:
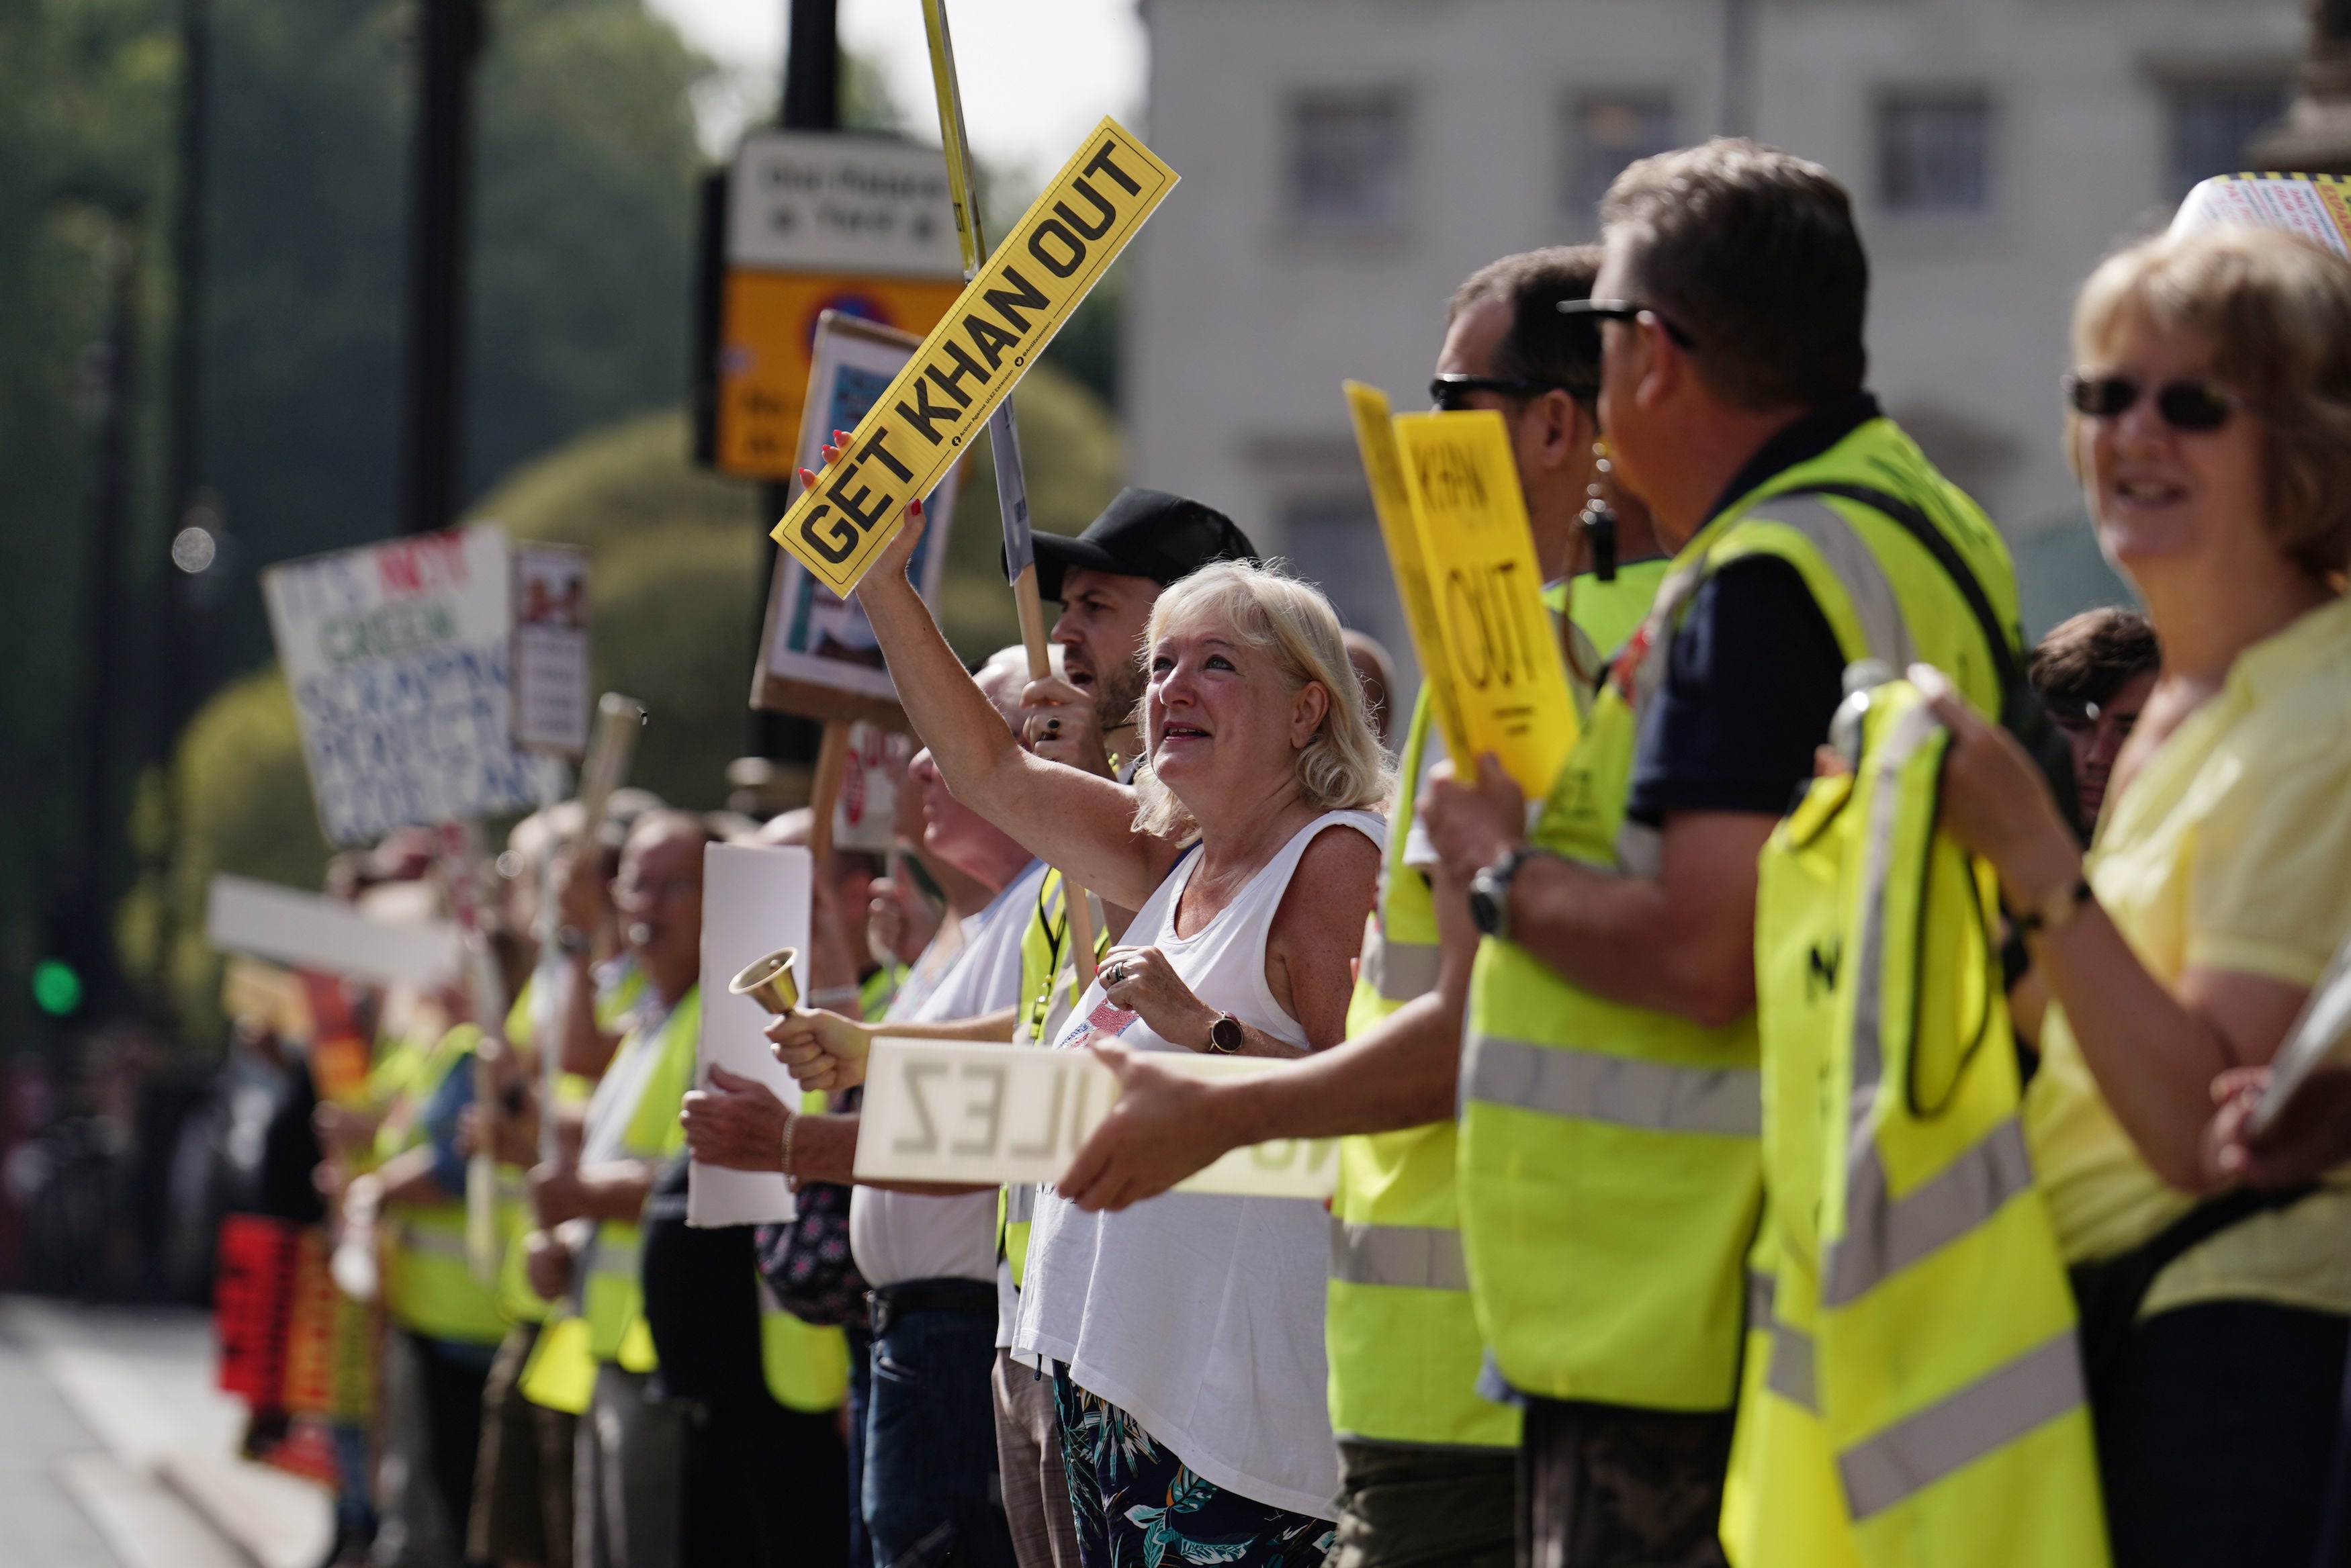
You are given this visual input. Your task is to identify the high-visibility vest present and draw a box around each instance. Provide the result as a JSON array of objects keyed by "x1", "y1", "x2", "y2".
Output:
[
  {"x1": 1458, "y1": 415, "x2": 2021, "y2": 1409},
  {"x1": 1726, "y1": 680, "x2": 2107, "y2": 1568},
  {"x1": 376, "y1": 1024, "x2": 507, "y2": 1345},
  {"x1": 999, "y1": 866, "x2": 1105, "y2": 1289},
  {"x1": 758, "y1": 1273, "x2": 852, "y2": 1411},
  {"x1": 1327, "y1": 569, "x2": 1663, "y2": 1447},
  {"x1": 582, "y1": 988, "x2": 703, "y2": 1371}
]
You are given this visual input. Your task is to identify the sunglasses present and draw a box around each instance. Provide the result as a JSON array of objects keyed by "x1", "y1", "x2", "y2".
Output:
[
  {"x1": 1555, "y1": 297, "x2": 1700, "y2": 351},
  {"x1": 1429, "y1": 373, "x2": 1599, "y2": 412},
  {"x1": 2062, "y1": 373, "x2": 2236, "y2": 432}
]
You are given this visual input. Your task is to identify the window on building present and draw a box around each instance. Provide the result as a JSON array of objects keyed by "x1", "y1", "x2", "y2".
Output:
[
  {"x1": 1286, "y1": 89, "x2": 1411, "y2": 234},
  {"x1": 1561, "y1": 91, "x2": 1677, "y2": 221},
  {"x1": 1877, "y1": 90, "x2": 1992, "y2": 214},
  {"x1": 2167, "y1": 81, "x2": 2290, "y2": 199},
  {"x1": 1282, "y1": 492, "x2": 1405, "y2": 664}
]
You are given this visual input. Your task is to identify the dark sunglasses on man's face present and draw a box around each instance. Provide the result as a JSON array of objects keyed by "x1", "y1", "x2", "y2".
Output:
[
  {"x1": 2063, "y1": 373, "x2": 2236, "y2": 432},
  {"x1": 1554, "y1": 297, "x2": 1700, "y2": 351},
  {"x1": 1429, "y1": 374, "x2": 1599, "y2": 412}
]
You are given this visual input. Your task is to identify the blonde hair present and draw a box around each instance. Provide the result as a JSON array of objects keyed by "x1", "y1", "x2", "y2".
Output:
[
  {"x1": 1128, "y1": 561, "x2": 1393, "y2": 839},
  {"x1": 2072, "y1": 227, "x2": 2351, "y2": 580}
]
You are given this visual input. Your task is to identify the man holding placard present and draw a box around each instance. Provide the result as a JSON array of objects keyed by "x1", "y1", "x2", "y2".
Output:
[
  {"x1": 1052, "y1": 248, "x2": 1663, "y2": 1568},
  {"x1": 1416, "y1": 142, "x2": 2021, "y2": 1565}
]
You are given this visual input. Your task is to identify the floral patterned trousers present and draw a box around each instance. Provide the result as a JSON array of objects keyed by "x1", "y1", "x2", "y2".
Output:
[{"x1": 1051, "y1": 1366, "x2": 1336, "y2": 1568}]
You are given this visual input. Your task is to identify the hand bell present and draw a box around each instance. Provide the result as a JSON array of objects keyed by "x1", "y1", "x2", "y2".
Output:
[{"x1": 728, "y1": 948, "x2": 801, "y2": 1015}]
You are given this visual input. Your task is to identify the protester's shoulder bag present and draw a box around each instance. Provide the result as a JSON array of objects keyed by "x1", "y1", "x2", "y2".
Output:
[{"x1": 752, "y1": 1085, "x2": 869, "y2": 1330}]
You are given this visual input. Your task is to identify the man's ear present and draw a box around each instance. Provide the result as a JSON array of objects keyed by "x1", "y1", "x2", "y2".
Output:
[
  {"x1": 1292, "y1": 681, "x2": 1332, "y2": 749},
  {"x1": 1634, "y1": 318, "x2": 1683, "y2": 411},
  {"x1": 1532, "y1": 388, "x2": 1583, "y2": 473}
]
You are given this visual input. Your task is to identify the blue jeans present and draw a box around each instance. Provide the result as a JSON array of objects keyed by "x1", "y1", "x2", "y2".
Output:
[{"x1": 862, "y1": 1291, "x2": 1015, "y2": 1568}]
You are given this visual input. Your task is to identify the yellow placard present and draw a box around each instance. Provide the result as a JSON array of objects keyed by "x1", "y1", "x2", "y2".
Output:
[
  {"x1": 769, "y1": 118, "x2": 1179, "y2": 595},
  {"x1": 1345, "y1": 381, "x2": 1466, "y2": 759},
  {"x1": 1392, "y1": 410, "x2": 1579, "y2": 794}
]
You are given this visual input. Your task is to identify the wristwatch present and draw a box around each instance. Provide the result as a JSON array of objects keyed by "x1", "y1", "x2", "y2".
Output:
[
  {"x1": 1468, "y1": 848, "x2": 1535, "y2": 941},
  {"x1": 1205, "y1": 1013, "x2": 1245, "y2": 1055}
]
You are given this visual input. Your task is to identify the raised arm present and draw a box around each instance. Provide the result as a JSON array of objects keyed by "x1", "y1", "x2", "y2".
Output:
[{"x1": 853, "y1": 505, "x2": 1180, "y2": 908}]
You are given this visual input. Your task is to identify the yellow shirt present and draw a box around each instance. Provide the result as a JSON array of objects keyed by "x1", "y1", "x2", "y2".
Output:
[{"x1": 2025, "y1": 592, "x2": 2351, "y2": 1318}]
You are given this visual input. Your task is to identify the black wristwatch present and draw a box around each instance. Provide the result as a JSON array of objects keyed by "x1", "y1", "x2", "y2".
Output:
[
  {"x1": 1468, "y1": 848, "x2": 1534, "y2": 940},
  {"x1": 1205, "y1": 1013, "x2": 1245, "y2": 1054}
]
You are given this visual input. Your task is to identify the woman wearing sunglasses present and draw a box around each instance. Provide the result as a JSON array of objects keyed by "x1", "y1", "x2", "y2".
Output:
[{"x1": 1916, "y1": 226, "x2": 2351, "y2": 1567}]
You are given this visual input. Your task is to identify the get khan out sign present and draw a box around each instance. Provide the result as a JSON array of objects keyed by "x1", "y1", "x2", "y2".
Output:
[
  {"x1": 771, "y1": 118, "x2": 1178, "y2": 597},
  {"x1": 263, "y1": 524, "x2": 547, "y2": 845}
]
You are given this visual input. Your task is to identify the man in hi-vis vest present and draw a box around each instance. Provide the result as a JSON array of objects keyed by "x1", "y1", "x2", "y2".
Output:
[
  {"x1": 525, "y1": 811, "x2": 710, "y2": 1568},
  {"x1": 1049, "y1": 247, "x2": 1669, "y2": 1568},
  {"x1": 1417, "y1": 140, "x2": 2021, "y2": 1567}
]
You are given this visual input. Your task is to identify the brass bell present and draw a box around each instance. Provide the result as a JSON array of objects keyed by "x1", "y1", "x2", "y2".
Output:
[{"x1": 728, "y1": 948, "x2": 801, "y2": 1015}]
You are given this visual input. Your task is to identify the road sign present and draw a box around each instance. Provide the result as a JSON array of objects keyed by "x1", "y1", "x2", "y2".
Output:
[{"x1": 711, "y1": 133, "x2": 968, "y2": 479}]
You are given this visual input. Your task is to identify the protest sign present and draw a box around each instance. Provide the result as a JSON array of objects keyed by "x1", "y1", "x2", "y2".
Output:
[
  {"x1": 769, "y1": 118, "x2": 1178, "y2": 597},
  {"x1": 1392, "y1": 410, "x2": 1580, "y2": 794},
  {"x1": 512, "y1": 543, "x2": 590, "y2": 755},
  {"x1": 262, "y1": 524, "x2": 552, "y2": 844},
  {"x1": 208, "y1": 874, "x2": 463, "y2": 990},
  {"x1": 854, "y1": 1037, "x2": 1339, "y2": 1200},
  {"x1": 711, "y1": 132, "x2": 968, "y2": 478},
  {"x1": 689, "y1": 842, "x2": 812, "y2": 1228},
  {"x1": 754, "y1": 311, "x2": 961, "y2": 727},
  {"x1": 834, "y1": 722, "x2": 912, "y2": 853},
  {"x1": 2171, "y1": 172, "x2": 2351, "y2": 254},
  {"x1": 1347, "y1": 381, "x2": 1467, "y2": 759}
]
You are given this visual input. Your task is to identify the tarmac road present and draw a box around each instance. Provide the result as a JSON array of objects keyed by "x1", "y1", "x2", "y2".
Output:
[{"x1": 0, "y1": 1297, "x2": 332, "y2": 1568}]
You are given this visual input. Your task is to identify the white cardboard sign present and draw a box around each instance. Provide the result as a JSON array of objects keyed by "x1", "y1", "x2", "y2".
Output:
[
  {"x1": 689, "y1": 843, "x2": 813, "y2": 1228},
  {"x1": 727, "y1": 131, "x2": 963, "y2": 277},
  {"x1": 262, "y1": 524, "x2": 550, "y2": 844},
  {"x1": 854, "y1": 1037, "x2": 1339, "y2": 1200},
  {"x1": 206, "y1": 874, "x2": 463, "y2": 990},
  {"x1": 512, "y1": 541, "x2": 591, "y2": 755}
]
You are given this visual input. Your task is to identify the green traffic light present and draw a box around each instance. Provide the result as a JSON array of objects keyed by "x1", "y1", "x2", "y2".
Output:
[{"x1": 32, "y1": 958, "x2": 82, "y2": 1017}]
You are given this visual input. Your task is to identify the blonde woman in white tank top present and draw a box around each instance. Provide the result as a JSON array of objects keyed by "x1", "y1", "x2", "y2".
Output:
[{"x1": 838, "y1": 505, "x2": 1392, "y2": 1565}]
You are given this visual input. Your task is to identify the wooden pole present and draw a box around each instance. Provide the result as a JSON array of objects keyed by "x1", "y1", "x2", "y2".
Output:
[
  {"x1": 919, "y1": 0, "x2": 1099, "y2": 988},
  {"x1": 808, "y1": 719, "x2": 852, "y2": 866}
]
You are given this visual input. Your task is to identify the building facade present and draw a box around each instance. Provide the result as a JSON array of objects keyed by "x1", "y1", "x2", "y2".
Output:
[{"x1": 1125, "y1": 0, "x2": 2301, "y2": 662}]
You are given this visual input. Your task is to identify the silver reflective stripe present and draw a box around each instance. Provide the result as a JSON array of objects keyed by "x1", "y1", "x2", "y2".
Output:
[
  {"x1": 1329, "y1": 1218, "x2": 1470, "y2": 1291},
  {"x1": 1362, "y1": 929, "x2": 1441, "y2": 1004},
  {"x1": 1757, "y1": 495, "x2": 1916, "y2": 671},
  {"x1": 1747, "y1": 1268, "x2": 1775, "y2": 1328},
  {"x1": 1004, "y1": 1183, "x2": 1036, "y2": 1225},
  {"x1": 1838, "y1": 1330, "x2": 2086, "y2": 1519},
  {"x1": 1822, "y1": 1117, "x2": 2035, "y2": 1308},
  {"x1": 1464, "y1": 1033, "x2": 1761, "y2": 1138},
  {"x1": 496, "y1": 1168, "x2": 529, "y2": 1203},
  {"x1": 403, "y1": 1225, "x2": 472, "y2": 1264},
  {"x1": 589, "y1": 1234, "x2": 639, "y2": 1279},
  {"x1": 1768, "y1": 1319, "x2": 1818, "y2": 1413},
  {"x1": 1822, "y1": 701, "x2": 2033, "y2": 1307}
]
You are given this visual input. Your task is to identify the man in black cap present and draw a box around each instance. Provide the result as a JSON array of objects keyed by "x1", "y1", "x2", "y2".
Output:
[{"x1": 1015, "y1": 487, "x2": 1256, "y2": 784}]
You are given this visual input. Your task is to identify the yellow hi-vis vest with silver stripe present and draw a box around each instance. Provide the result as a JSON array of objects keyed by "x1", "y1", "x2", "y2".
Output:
[
  {"x1": 583, "y1": 988, "x2": 703, "y2": 1371},
  {"x1": 1328, "y1": 567, "x2": 1666, "y2": 1448},
  {"x1": 1329, "y1": 691, "x2": 1513, "y2": 1448},
  {"x1": 1725, "y1": 680, "x2": 2107, "y2": 1568},
  {"x1": 1458, "y1": 415, "x2": 2019, "y2": 1409},
  {"x1": 378, "y1": 1024, "x2": 508, "y2": 1346}
]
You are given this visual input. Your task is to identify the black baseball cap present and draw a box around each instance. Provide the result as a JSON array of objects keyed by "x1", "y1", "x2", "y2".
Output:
[{"x1": 1023, "y1": 488, "x2": 1258, "y2": 602}]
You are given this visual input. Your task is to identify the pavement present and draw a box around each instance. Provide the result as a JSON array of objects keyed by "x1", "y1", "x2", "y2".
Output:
[{"x1": 0, "y1": 1297, "x2": 335, "y2": 1568}]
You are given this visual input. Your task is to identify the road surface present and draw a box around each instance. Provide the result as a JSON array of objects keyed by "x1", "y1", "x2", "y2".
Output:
[{"x1": 0, "y1": 1297, "x2": 333, "y2": 1568}]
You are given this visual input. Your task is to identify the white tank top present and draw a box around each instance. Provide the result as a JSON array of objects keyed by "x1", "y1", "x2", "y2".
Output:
[{"x1": 1012, "y1": 808, "x2": 1384, "y2": 1520}]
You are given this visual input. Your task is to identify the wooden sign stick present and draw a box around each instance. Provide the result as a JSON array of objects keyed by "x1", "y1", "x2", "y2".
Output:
[{"x1": 920, "y1": 0, "x2": 1099, "y2": 988}]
